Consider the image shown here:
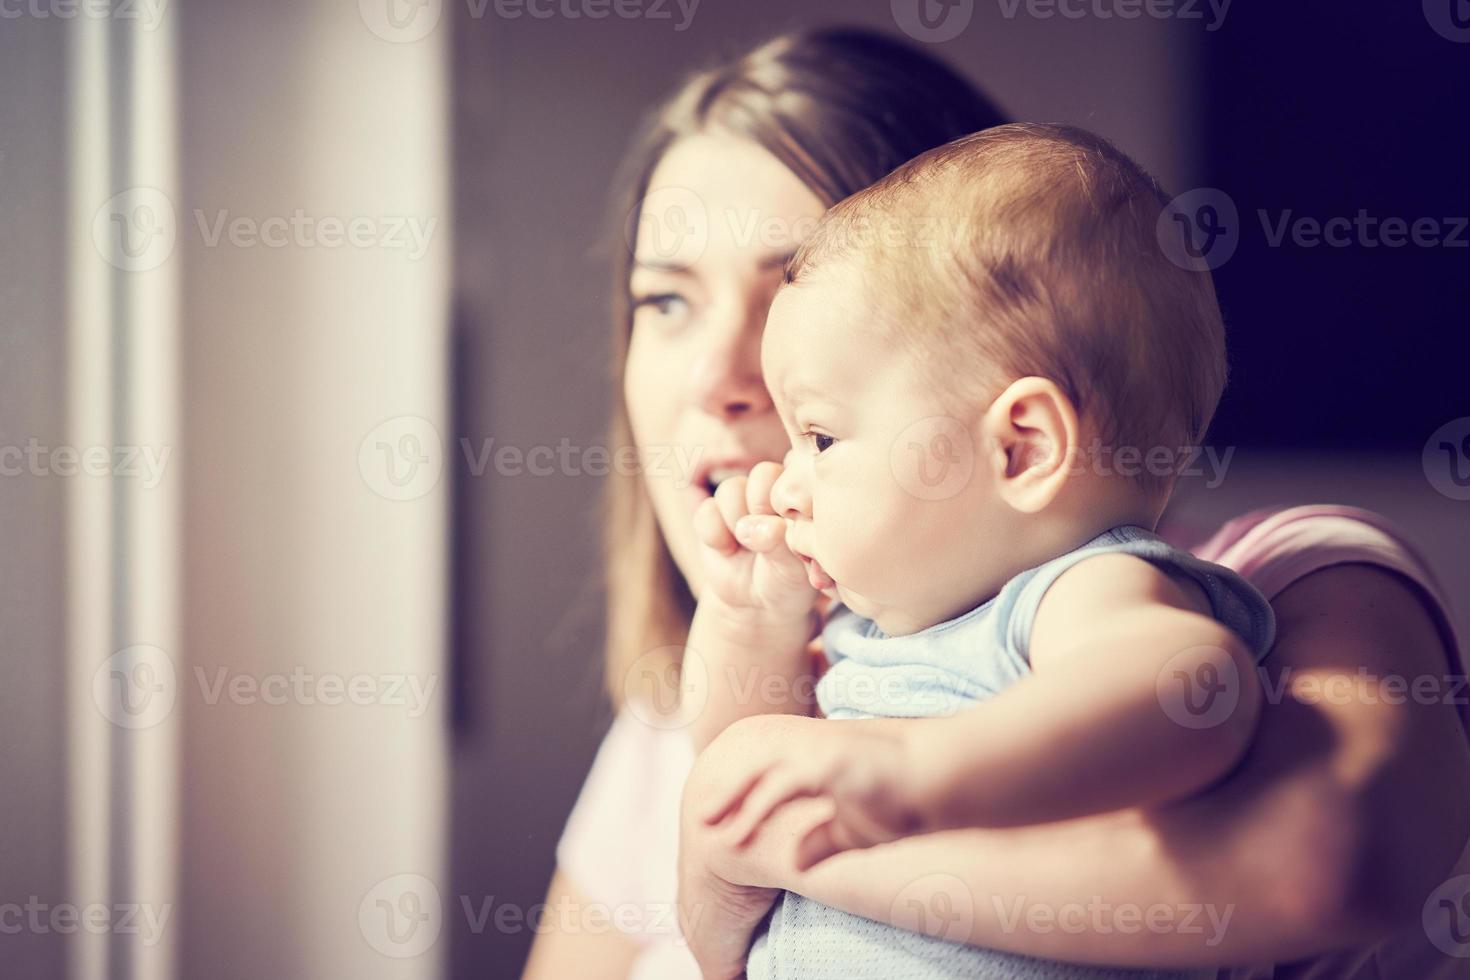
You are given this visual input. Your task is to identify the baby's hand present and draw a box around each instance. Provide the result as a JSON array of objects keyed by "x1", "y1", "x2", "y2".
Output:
[
  {"x1": 701, "y1": 724, "x2": 921, "y2": 869},
  {"x1": 694, "y1": 461, "x2": 817, "y2": 626}
]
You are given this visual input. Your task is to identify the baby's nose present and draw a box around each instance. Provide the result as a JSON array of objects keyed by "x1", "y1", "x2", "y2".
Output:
[{"x1": 770, "y1": 451, "x2": 811, "y2": 519}]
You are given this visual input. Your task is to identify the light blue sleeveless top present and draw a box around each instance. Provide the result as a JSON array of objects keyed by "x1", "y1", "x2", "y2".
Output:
[{"x1": 745, "y1": 524, "x2": 1276, "y2": 980}]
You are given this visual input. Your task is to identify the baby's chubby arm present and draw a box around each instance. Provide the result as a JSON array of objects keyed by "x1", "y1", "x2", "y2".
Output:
[
  {"x1": 901, "y1": 552, "x2": 1263, "y2": 830},
  {"x1": 702, "y1": 553, "x2": 1262, "y2": 860},
  {"x1": 683, "y1": 461, "x2": 823, "y2": 755}
]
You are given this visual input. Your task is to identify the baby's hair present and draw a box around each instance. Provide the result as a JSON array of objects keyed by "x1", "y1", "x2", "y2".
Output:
[{"x1": 785, "y1": 122, "x2": 1227, "y2": 503}]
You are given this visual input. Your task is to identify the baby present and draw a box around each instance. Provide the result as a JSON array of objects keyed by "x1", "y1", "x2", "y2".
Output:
[{"x1": 680, "y1": 123, "x2": 1275, "y2": 979}]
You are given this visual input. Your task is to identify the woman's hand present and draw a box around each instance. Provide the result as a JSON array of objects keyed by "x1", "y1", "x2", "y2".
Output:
[
  {"x1": 690, "y1": 565, "x2": 1470, "y2": 968},
  {"x1": 678, "y1": 714, "x2": 825, "y2": 979},
  {"x1": 694, "y1": 461, "x2": 816, "y2": 628},
  {"x1": 701, "y1": 721, "x2": 921, "y2": 869}
]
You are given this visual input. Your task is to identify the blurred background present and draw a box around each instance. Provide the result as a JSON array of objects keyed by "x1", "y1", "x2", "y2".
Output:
[{"x1": 1, "y1": 0, "x2": 1466, "y2": 978}]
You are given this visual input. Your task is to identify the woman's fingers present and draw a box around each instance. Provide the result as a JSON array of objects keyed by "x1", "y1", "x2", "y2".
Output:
[
  {"x1": 701, "y1": 765, "x2": 767, "y2": 826},
  {"x1": 792, "y1": 812, "x2": 873, "y2": 871},
  {"x1": 726, "y1": 765, "x2": 822, "y2": 847},
  {"x1": 792, "y1": 816, "x2": 845, "y2": 872}
]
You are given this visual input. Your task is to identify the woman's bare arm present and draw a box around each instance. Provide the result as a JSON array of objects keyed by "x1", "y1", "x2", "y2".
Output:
[
  {"x1": 685, "y1": 564, "x2": 1470, "y2": 967},
  {"x1": 520, "y1": 870, "x2": 641, "y2": 980}
]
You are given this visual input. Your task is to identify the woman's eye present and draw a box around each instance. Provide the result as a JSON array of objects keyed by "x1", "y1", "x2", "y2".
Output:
[
  {"x1": 631, "y1": 292, "x2": 689, "y2": 321},
  {"x1": 808, "y1": 432, "x2": 835, "y2": 453}
]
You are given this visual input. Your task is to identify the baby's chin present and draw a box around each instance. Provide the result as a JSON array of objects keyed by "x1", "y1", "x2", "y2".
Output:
[
  {"x1": 806, "y1": 559, "x2": 912, "y2": 627},
  {"x1": 827, "y1": 583, "x2": 872, "y2": 619},
  {"x1": 833, "y1": 590, "x2": 932, "y2": 636}
]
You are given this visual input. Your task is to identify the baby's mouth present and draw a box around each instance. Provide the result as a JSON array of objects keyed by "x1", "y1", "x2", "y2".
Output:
[{"x1": 799, "y1": 554, "x2": 836, "y2": 592}]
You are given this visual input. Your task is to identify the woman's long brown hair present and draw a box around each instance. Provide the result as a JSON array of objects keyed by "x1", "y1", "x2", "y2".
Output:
[{"x1": 602, "y1": 27, "x2": 1007, "y2": 707}]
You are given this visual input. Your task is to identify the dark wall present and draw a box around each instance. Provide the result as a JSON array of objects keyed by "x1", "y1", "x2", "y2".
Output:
[{"x1": 1201, "y1": 2, "x2": 1470, "y2": 450}]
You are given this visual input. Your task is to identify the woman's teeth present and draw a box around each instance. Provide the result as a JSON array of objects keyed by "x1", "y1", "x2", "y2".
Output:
[{"x1": 705, "y1": 467, "x2": 747, "y2": 493}]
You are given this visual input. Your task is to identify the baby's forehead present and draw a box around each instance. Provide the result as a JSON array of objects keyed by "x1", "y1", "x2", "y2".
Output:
[
  {"x1": 763, "y1": 272, "x2": 861, "y2": 360},
  {"x1": 759, "y1": 291, "x2": 804, "y2": 394}
]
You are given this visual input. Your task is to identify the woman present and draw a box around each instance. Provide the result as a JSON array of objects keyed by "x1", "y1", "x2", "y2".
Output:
[{"x1": 523, "y1": 28, "x2": 1470, "y2": 980}]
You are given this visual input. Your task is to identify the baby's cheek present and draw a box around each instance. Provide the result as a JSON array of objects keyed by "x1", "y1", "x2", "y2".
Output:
[{"x1": 829, "y1": 493, "x2": 921, "y2": 597}]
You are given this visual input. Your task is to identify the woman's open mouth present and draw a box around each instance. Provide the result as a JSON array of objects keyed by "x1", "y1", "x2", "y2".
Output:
[{"x1": 687, "y1": 459, "x2": 764, "y2": 510}]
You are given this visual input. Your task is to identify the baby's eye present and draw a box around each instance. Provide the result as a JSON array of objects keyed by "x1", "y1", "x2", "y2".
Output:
[{"x1": 806, "y1": 431, "x2": 835, "y2": 454}]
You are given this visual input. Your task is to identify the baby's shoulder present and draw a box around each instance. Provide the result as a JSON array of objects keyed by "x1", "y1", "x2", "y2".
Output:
[{"x1": 1037, "y1": 550, "x2": 1213, "y2": 622}]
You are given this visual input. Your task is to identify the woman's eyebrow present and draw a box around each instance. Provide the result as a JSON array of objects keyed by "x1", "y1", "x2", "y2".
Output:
[
  {"x1": 634, "y1": 250, "x2": 792, "y2": 277},
  {"x1": 631, "y1": 257, "x2": 694, "y2": 274}
]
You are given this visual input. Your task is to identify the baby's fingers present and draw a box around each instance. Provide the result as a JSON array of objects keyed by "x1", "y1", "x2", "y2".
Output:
[
  {"x1": 712, "y1": 476, "x2": 751, "y2": 538},
  {"x1": 732, "y1": 514, "x2": 788, "y2": 554},
  {"x1": 745, "y1": 461, "x2": 783, "y2": 516},
  {"x1": 693, "y1": 496, "x2": 738, "y2": 556}
]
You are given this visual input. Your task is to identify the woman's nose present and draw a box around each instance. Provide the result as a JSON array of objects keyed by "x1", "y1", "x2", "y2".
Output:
[
  {"x1": 770, "y1": 451, "x2": 811, "y2": 519},
  {"x1": 687, "y1": 305, "x2": 772, "y2": 421}
]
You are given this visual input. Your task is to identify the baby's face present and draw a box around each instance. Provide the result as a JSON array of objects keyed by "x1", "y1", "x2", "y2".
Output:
[{"x1": 762, "y1": 269, "x2": 1005, "y2": 636}]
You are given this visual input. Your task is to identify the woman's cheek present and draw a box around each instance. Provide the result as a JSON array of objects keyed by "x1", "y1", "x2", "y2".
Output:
[{"x1": 624, "y1": 335, "x2": 677, "y2": 444}]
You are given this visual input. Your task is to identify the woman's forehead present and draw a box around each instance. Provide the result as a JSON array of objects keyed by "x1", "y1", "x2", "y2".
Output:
[{"x1": 636, "y1": 132, "x2": 826, "y2": 271}]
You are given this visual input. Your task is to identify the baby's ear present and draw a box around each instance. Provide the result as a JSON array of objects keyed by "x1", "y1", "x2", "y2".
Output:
[{"x1": 980, "y1": 376, "x2": 1079, "y2": 514}]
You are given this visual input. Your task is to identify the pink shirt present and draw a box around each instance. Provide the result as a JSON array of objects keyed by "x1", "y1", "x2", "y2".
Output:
[{"x1": 555, "y1": 505, "x2": 1466, "y2": 980}]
